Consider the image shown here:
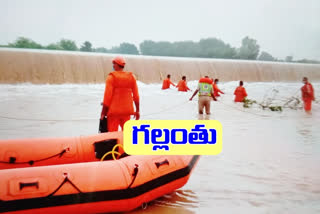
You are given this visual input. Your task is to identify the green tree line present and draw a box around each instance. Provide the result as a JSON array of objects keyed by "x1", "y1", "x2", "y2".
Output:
[{"x1": 1, "y1": 36, "x2": 318, "y2": 64}]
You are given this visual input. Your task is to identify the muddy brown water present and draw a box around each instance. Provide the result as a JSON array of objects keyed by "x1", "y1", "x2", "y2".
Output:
[{"x1": 0, "y1": 81, "x2": 319, "y2": 213}]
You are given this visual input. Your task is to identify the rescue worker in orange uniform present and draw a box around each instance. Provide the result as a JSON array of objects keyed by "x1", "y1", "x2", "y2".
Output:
[
  {"x1": 177, "y1": 76, "x2": 191, "y2": 92},
  {"x1": 301, "y1": 77, "x2": 315, "y2": 112},
  {"x1": 100, "y1": 56, "x2": 140, "y2": 132},
  {"x1": 212, "y1": 78, "x2": 224, "y2": 97},
  {"x1": 162, "y1": 74, "x2": 176, "y2": 90},
  {"x1": 189, "y1": 77, "x2": 217, "y2": 114},
  {"x1": 234, "y1": 80, "x2": 248, "y2": 102}
]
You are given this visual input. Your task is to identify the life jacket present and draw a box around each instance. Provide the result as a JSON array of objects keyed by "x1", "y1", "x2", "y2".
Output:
[
  {"x1": 199, "y1": 77, "x2": 213, "y2": 84},
  {"x1": 108, "y1": 71, "x2": 136, "y2": 116},
  {"x1": 198, "y1": 83, "x2": 212, "y2": 96},
  {"x1": 198, "y1": 78, "x2": 213, "y2": 96}
]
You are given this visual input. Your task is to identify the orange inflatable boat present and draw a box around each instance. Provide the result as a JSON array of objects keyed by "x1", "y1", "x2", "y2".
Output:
[{"x1": 0, "y1": 132, "x2": 199, "y2": 213}]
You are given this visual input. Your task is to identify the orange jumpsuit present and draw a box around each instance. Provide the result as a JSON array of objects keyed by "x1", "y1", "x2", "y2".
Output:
[
  {"x1": 212, "y1": 83, "x2": 224, "y2": 97},
  {"x1": 234, "y1": 86, "x2": 248, "y2": 102},
  {"x1": 103, "y1": 71, "x2": 139, "y2": 131},
  {"x1": 162, "y1": 78, "x2": 175, "y2": 89},
  {"x1": 177, "y1": 80, "x2": 190, "y2": 92},
  {"x1": 301, "y1": 82, "x2": 315, "y2": 111}
]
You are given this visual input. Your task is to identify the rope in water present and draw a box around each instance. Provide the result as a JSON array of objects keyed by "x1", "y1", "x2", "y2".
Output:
[
  {"x1": 0, "y1": 100, "x2": 190, "y2": 122},
  {"x1": 0, "y1": 88, "x2": 314, "y2": 122},
  {"x1": 216, "y1": 100, "x2": 271, "y2": 118},
  {"x1": 142, "y1": 100, "x2": 190, "y2": 117},
  {"x1": 0, "y1": 115, "x2": 96, "y2": 122}
]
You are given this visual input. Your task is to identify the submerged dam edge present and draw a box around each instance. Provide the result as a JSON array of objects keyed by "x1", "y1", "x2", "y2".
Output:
[{"x1": 0, "y1": 48, "x2": 320, "y2": 84}]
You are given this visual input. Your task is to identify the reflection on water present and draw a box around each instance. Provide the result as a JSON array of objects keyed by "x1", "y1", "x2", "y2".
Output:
[
  {"x1": 296, "y1": 114, "x2": 317, "y2": 145},
  {"x1": 197, "y1": 114, "x2": 211, "y2": 120},
  {"x1": 128, "y1": 190, "x2": 198, "y2": 214},
  {"x1": 153, "y1": 190, "x2": 198, "y2": 208},
  {"x1": 0, "y1": 82, "x2": 319, "y2": 214}
]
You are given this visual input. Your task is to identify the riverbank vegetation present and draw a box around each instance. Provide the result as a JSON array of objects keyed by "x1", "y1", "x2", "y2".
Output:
[{"x1": 1, "y1": 37, "x2": 318, "y2": 64}]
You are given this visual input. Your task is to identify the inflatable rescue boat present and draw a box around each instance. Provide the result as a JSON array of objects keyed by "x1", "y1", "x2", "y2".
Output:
[{"x1": 0, "y1": 132, "x2": 199, "y2": 213}]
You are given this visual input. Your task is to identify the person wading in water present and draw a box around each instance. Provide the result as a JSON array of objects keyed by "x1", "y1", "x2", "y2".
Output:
[{"x1": 189, "y1": 76, "x2": 217, "y2": 115}]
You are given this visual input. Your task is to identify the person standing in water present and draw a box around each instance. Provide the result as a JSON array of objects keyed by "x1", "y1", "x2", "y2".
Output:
[
  {"x1": 177, "y1": 76, "x2": 191, "y2": 92},
  {"x1": 100, "y1": 56, "x2": 140, "y2": 132},
  {"x1": 234, "y1": 80, "x2": 248, "y2": 102},
  {"x1": 162, "y1": 74, "x2": 176, "y2": 90},
  {"x1": 212, "y1": 78, "x2": 224, "y2": 97},
  {"x1": 189, "y1": 76, "x2": 217, "y2": 114},
  {"x1": 301, "y1": 77, "x2": 315, "y2": 112}
]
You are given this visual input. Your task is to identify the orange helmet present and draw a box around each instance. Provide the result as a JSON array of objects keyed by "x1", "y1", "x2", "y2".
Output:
[{"x1": 112, "y1": 56, "x2": 126, "y2": 67}]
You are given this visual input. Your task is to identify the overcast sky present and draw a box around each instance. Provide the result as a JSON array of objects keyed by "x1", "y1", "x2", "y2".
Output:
[{"x1": 1, "y1": 0, "x2": 319, "y2": 60}]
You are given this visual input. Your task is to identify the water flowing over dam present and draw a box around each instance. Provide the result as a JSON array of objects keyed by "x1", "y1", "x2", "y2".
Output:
[{"x1": 0, "y1": 48, "x2": 320, "y2": 84}]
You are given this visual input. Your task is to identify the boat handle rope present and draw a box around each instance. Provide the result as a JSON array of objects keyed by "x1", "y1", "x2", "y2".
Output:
[
  {"x1": 155, "y1": 159, "x2": 169, "y2": 168},
  {"x1": 112, "y1": 144, "x2": 123, "y2": 160},
  {"x1": 0, "y1": 148, "x2": 70, "y2": 165},
  {"x1": 100, "y1": 144, "x2": 124, "y2": 161},
  {"x1": 99, "y1": 144, "x2": 138, "y2": 188},
  {"x1": 19, "y1": 181, "x2": 39, "y2": 190},
  {"x1": 48, "y1": 173, "x2": 82, "y2": 197},
  {"x1": 128, "y1": 164, "x2": 139, "y2": 189},
  {"x1": 100, "y1": 151, "x2": 121, "y2": 161}
]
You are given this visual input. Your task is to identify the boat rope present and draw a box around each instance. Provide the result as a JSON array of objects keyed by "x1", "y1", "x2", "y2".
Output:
[
  {"x1": 142, "y1": 100, "x2": 190, "y2": 117},
  {"x1": 0, "y1": 148, "x2": 69, "y2": 165},
  {"x1": 188, "y1": 96, "x2": 272, "y2": 118},
  {"x1": 100, "y1": 144, "x2": 123, "y2": 161},
  {"x1": 128, "y1": 164, "x2": 139, "y2": 189},
  {"x1": 48, "y1": 173, "x2": 82, "y2": 197},
  {"x1": 111, "y1": 144, "x2": 123, "y2": 160},
  {"x1": 0, "y1": 115, "x2": 96, "y2": 122},
  {"x1": 0, "y1": 89, "x2": 312, "y2": 122},
  {"x1": 99, "y1": 144, "x2": 139, "y2": 189},
  {"x1": 216, "y1": 100, "x2": 271, "y2": 118},
  {"x1": 0, "y1": 101, "x2": 189, "y2": 121},
  {"x1": 100, "y1": 151, "x2": 121, "y2": 161}
]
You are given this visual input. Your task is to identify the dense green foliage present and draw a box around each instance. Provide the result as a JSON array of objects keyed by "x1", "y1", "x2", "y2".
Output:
[
  {"x1": 9, "y1": 37, "x2": 43, "y2": 49},
  {"x1": 1, "y1": 36, "x2": 318, "y2": 64},
  {"x1": 46, "y1": 43, "x2": 63, "y2": 50},
  {"x1": 94, "y1": 43, "x2": 139, "y2": 55},
  {"x1": 258, "y1": 51, "x2": 275, "y2": 61},
  {"x1": 237, "y1": 36, "x2": 260, "y2": 60},
  {"x1": 139, "y1": 38, "x2": 237, "y2": 59},
  {"x1": 58, "y1": 39, "x2": 78, "y2": 51},
  {"x1": 109, "y1": 43, "x2": 139, "y2": 55},
  {"x1": 80, "y1": 41, "x2": 93, "y2": 52}
]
